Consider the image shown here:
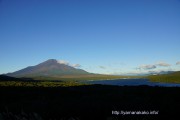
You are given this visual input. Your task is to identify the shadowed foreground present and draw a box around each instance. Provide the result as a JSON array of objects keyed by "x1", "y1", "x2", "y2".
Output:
[{"x1": 0, "y1": 85, "x2": 179, "y2": 120}]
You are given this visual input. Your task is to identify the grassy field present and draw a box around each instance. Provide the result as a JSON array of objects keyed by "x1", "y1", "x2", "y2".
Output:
[
  {"x1": 0, "y1": 74, "x2": 128, "y2": 87},
  {"x1": 147, "y1": 71, "x2": 180, "y2": 83},
  {"x1": 0, "y1": 81, "x2": 87, "y2": 87},
  {"x1": 30, "y1": 74, "x2": 130, "y2": 81},
  {"x1": 0, "y1": 74, "x2": 131, "y2": 87}
]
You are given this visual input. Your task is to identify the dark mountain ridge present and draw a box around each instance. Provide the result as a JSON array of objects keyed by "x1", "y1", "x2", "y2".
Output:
[{"x1": 6, "y1": 59, "x2": 90, "y2": 78}]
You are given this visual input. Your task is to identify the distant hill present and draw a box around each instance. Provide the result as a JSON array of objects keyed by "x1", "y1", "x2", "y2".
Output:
[
  {"x1": 6, "y1": 59, "x2": 90, "y2": 78},
  {"x1": 0, "y1": 75, "x2": 21, "y2": 81},
  {"x1": 147, "y1": 71, "x2": 180, "y2": 83},
  {"x1": 148, "y1": 70, "x2": 175, "y2": 75}
]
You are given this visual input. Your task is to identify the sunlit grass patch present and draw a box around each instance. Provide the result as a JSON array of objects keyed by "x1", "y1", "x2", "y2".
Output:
[{"x1": 147, "y1": 71, "x2": 180, "y2": 83}]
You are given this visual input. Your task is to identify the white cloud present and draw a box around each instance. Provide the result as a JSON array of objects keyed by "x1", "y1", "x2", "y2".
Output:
[
  {"x1": 99, "y1": 66, "x2": 106, "y2": 69},
  {"x1": 57, "y1": 60, "x2": 81, "y2": 68},
  {"x1": 156, "y1": 62, "x2": 170, "y2": 67},
  {"x1": 71, "y1": 64, "x2": 81, "y2": 68},
  {"x1": 176, "y1": 61, "x2": 180, "y2": 65},
  {"x1": 57, "y1": 60, "x2": 69, "y2": 65},
  {"x1": 137, "y1": 61, "x2": 171, "y2": 71},
  {"x1": 138, "y1": 64, "x2": 156, "y2": 70}
]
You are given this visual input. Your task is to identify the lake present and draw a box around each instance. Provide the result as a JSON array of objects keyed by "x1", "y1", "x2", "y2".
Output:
[{"x1": 83, "y1": 79, "x2": 180, "y2": 87}]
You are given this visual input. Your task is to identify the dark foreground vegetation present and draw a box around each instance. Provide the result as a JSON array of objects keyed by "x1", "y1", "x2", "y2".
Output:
[{"x1": 0, "y1": 85, "x2": 179, "y2": 120}]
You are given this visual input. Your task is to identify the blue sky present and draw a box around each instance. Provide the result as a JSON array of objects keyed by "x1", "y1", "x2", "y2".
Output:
[{"x1": 0, "y1": 0, "x2": 180, "y2": 75}]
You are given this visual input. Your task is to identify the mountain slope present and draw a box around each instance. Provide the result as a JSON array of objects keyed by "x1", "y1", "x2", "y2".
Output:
[
  {"x1": 6, "y1": 59, "x2": 90, "y2": 78},
  {"x1": 0, "y1": 75, "x2": 22, "y2": 81}
]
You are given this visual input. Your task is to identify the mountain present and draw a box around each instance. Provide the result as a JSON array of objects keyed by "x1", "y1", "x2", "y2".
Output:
[
  {"x1": 0, "y1": 75, "x2": 21, "y2": 81},
  {"x1": 6, "y1": 59, "x2": 90, "y2": 78}
]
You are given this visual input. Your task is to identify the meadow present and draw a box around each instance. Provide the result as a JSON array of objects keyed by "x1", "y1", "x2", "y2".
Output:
[
  {"x1": 0, "y1": 81, "x2": 86, "y2": 87},
  {"x1": 147, "y1": 71, "x2": 180, "y2": 83}
]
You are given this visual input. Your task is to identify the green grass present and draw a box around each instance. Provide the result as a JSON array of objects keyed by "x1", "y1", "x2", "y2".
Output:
[
  {"x1": 0, "y1": 74, "x2": 137, "y2": 87},
  {"x1": 0, "y1": 81, "x2": 87, "y2": 87},
  {"x1": 26, "y1": 74, "x2": 130, "y2": 81},
  {"x1": 0, "y1": 74, "x2": 131, "y2": 87},
  {"x1": 0, "y1": 74, "x2": 140, "y2": 87},
  {"x1": 147, "y1": 71, "x2": 180, "y2": 83}
]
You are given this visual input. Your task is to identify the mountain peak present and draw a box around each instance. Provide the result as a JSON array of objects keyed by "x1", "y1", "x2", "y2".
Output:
[
  {"x1": 44, "y1": 59, "x2": 58, "y2": 63},
  {"x1": 37, "y1": 59, "x2": 59, "y2": 67},
  {"x1": 6, "y1": 59, "x2": 90, "y2": 78}
]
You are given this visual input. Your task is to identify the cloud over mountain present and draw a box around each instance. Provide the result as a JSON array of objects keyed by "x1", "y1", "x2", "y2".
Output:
[
  {"x1": 57, "y1": 60, "x2": 81, "y2": 68},
  {"x1": 57, "y1": 60, "x2": 69, "y2": 65},
  {"x1": 71, "y1": 64, "x2": 81, "y2": 68}
]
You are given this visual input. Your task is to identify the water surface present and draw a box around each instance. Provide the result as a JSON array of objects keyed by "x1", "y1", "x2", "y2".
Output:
[{"x1": 83, "y1": 79, "x2": 180, "y2": 87}]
